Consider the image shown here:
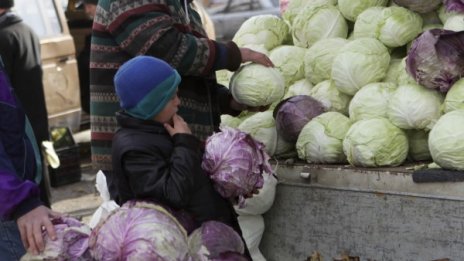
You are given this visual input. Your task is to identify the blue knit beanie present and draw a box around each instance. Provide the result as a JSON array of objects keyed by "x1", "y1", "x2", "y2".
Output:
[{"x1": 114, "y1": 56, "x2": 181, "y2": 120}]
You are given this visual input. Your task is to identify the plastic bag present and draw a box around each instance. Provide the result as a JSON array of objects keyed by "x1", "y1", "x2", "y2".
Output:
[
  {"x1": 237, "y1": 215, "x2": 266, "y2": 261},
  {"x1": 234, "y1": 173, "x2": 278, "y2": 215},
  {"x1": 88, "y1": 171, "x2": 119, "y2": 229}
]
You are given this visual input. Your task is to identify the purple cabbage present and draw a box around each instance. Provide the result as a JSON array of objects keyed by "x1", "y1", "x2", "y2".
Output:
[
  {"x1": 88, "y1": 201, "x2": 189, "y2": 261},
  {"x1": 444, "y1": 0, "x2": 464, "y2": 13},
  {"x1": 273, "y1": 95, "x2": 325, "y2": 143},
  {"x1": 202, "y1": 127, "x2": 273, "y2": 206},
  {"x1": 188, "y1": 221, "x2": 245, "y2": 260},
  {"x1": 20, "y1": 216, "x2": 91, "y2": 261},
  {"x1": 393, "y1": 0, "x2": 442, "y2": 13},
  {"x1": 406, "y1": 29, "x2": 464, "y2": 92}
]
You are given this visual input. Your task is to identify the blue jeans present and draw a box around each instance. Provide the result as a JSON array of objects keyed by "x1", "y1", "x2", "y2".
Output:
[{"x1": 0, "y1": 220, "x2": 26, "y2": 261}]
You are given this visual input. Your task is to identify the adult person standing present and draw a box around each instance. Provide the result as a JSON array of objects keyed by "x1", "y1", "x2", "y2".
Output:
[
  {"x1": 0, "y1": 58, "x2": 59, "y2": 260},
  {"x1": 89, "y1": 0, "x2": 273, "y2": 200},
  {"x1": 77, "y1": 0, "x2": 98, "y2": 114},
  {"x1": 0, "y1": 0, "x2": 50, "y2": 206}
]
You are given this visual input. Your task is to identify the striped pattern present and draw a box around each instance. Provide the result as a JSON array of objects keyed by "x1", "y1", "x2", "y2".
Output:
[{"x1": 90, "y1": 0, "x2": 229, "y2": 171}]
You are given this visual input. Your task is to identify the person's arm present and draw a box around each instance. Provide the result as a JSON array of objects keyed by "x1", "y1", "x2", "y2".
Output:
[
  {"x1": 0, "y1": 144, "x2": 57, "y2": 255},
  {"x1": 122, "y1": 135, "x2": 202, "y2": 209},
  {"x1": 103, "y1": 2, "x2": 272, "y2": 76}
]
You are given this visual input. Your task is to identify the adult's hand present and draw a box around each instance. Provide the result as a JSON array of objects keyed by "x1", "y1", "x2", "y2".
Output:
[
  {"x1": 17, "y1": 206, "x2": 60, "y2": 255},
  {"x1": 164, "y1": 114, "x2": 192, "y2": 136},
  {"x1": 240, "y1": 47, "x2": 274, "y2": 67}
]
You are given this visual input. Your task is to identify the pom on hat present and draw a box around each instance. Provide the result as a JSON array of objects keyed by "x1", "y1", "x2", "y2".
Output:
[
  {"x1": 114, "y1": 56, "x2": 181, "y2": 120},
  {"x1": 0, "y1": 0, "x2": 14, "y2": 8}
]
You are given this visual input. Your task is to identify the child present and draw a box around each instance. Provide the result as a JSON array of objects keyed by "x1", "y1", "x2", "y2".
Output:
[{"x1": 111, "y1": 56, "x2": 245, "y2": 240}]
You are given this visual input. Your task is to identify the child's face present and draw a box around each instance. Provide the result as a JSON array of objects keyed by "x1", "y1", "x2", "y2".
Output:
[{"x1": 154, "y1": 91, "x2": 180, "y2": 123}]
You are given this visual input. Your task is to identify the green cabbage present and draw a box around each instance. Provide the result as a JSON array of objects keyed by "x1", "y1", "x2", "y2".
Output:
[
  {"x1": 297, "y1": 112, "x2": 352, "y2": 163},
  {"x1": 353, "y1": 6, "x2": 423, "y2": 48},
  {"x1": 282, "y1": 0, "x2": 338, "y2": 25},
  {"x1": 343, "y1": 118, "x2": 409, "y2": 167},
  {"x1": 292, "y1": 4, "x2": 348, "y2": 48},
  {"x1": 283, "y1": 79, "x2": 314, "y2": 99},
  {"x1": 406, "y1": 130, "x2": 431, "y2": 161},
  {"x1": 383, "y1": 58, "x2": 402, "y2": 83},
  {"x1": 310, "y1": 80, "x2": 351, "y2": 115},
  {"x1": 304, "y1": 37, "x2": 349, "y2": 85},
  {"x1": 429, "y1": 110, "x2": 464, "y2": 170},
  {"x1": 331, "y1": 38, "x2": 390, "y2": 96},
  {"x1": 238, "y1": 110, "x2": 295, "y2": 157},
  {"x1": 396, "y1": 57, "x2": 416, "y2": 85},
  {"x1": 230, "y1": 64, "x2": 285, "y2": 107},
  {"x1": 220, "y1": 115, "x2": 243, "y2": 128},
  {"x1": 444, "y1": 15, "x2": 464, "y2": 31},
  {"x1": 269, "y1": 45, "x2": 307, "y2": 86},
  {"x1": 444, "y1": 78, "x2": 464, "y2": 113},
  {"x1": 338, "y1": 0, "x2": 388, "y2": 21},
  {"x1": 349, "y1": 82, "x2": 397, "y2": 122},
  {"x1": 387, "y1": 83, "x2": 444, "y2": 130},
  {"x1": 233, "y1": 15, "x2": 289, "y2": 50}
]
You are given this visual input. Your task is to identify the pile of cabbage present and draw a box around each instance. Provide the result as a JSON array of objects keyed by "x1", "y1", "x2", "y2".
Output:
[
  {"x1": 22, "y1": 201, "x2": 248, "y2": 260},
  {"x1": 219, "y1": 0, "x2": 464, "y2": 170}
]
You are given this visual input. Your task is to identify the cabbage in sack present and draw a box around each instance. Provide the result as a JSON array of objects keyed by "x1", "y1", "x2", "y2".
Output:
[
  {"x1": 230, "y1": 63, "x2": 285, "y2": 107},
  {"x1": 188, "y1": 220, "x2": 245, "y2": 261},
  {"x1": 343, "y1": 118, "x2": 409, "y2": 167},
  {"x1": 88, "y1": 201, "x2": 189, "y2": 261},
  {"x1": 21, "y1": 217, "x2": 91, "y2": 261},
  {"x1": 202, "y1": 127, "x2": 273, "y2": 206},
  {"x1": 274, "y1": 95, "x2": 326, "y2": 143},
  {"x1": 236, "y1": 215, "x2": 266, "y2": 261},
  {"x1": 406, "y1": 29, "x2": 464, "y2": 92},
  {"x1": 233, "y1": 173, "x2": 278, "y2": 216},
  {"x1": 331, "y1": 38, "x2": 390, "y2": 96},
  {"x1": 297, "y1": 112, "x2": 352, "y2": 164},
  {"x1": 387, "y1": 83, "x2": 444, "y2": 130},
  {"x1": 428, "y1": 110, "x2": 464, "y2": 170}
]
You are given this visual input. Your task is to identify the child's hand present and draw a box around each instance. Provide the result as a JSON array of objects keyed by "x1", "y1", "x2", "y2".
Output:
[{"x1": 164, "y1": 114, "x2": 192, "y2": 136}]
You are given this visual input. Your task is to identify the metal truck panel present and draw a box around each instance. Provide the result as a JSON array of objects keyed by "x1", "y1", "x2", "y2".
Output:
[{"x1": 260, "y1": 164, "x2": 464, "y2": 260}]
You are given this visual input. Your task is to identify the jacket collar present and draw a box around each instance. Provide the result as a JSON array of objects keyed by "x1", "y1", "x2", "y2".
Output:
[
  {"x1": 0, "y1": 11, "x2": 22, "y2": 28},
  {"x1": 116, "y1": 111, "x2": 167, "y2": 134}
]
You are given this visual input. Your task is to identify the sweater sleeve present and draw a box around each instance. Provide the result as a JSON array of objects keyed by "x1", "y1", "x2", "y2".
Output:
[
  {"x1": 104, "y1": 2, "x2": 241, "y2": 76},
  {"x1": 0, "y1": 142, "x2": 41, "y2": 221}
]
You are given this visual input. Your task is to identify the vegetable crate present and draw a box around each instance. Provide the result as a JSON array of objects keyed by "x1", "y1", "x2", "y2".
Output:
[{"x1": 49, "y1": 127, "x2": 82, "y2": 187}]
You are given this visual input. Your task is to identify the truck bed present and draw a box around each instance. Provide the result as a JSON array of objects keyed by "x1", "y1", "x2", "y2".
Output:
[{"x1": 260, "y1": 161, "x2": 464, "y2": 260}]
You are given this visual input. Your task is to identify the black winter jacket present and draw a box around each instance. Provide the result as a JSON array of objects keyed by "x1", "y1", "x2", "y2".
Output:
[{"x1": 112, "y1": 112, "x2": 240, "y2": 231}]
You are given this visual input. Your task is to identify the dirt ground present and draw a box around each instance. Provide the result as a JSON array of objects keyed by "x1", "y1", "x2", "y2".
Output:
[{"x1": 50, "y1": 162, "x2": 102, "y2": 225}]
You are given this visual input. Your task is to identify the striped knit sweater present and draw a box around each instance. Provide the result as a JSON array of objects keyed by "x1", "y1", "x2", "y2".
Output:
[{"x1": 90, "y1": 0, "x2": 242, "y2": 171}]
